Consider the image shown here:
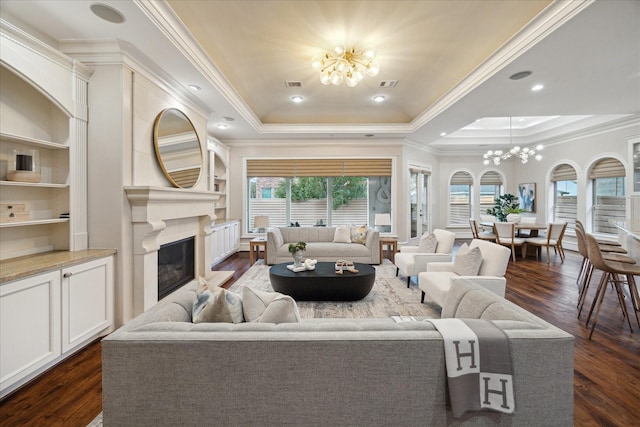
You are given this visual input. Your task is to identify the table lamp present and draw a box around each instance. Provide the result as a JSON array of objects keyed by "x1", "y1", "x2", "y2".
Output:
[
  {"x1": 254, "y1": 215, "x2": 270, "y2": 233},
  {"x1": 374, "y1": 213, "x2": 391, "y2": 233}
]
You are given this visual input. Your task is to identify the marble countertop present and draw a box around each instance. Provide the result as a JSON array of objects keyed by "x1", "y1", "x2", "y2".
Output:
[{"x1": 0, "y1": 249, "x2": 117, "y2": 284}]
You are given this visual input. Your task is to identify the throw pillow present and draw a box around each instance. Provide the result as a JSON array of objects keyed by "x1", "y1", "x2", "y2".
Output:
[
  {"x1": 193, "y1": 277, "x2": 244, "y2": 323},
  {"x1": 453, "y1": 245, "x2": 483, "y2": 276},
  {"x1": 241, "y1": 287, "x2": 301, "y2": 323},
  {"x1": 333, "y1": 225, "x2": 352, "y2": 243},
  {"x1": 350, "y1": 224, "x2": 368, "y2": 244},
  {"x1": 418, "y1": 232, "x2": 438, "y2": 253}
]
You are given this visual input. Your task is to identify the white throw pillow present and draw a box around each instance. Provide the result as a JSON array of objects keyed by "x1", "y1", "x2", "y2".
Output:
[
  {"x1": 333, "y1": 226, "x2": 352, "y2": 243},
  {"x1": 193, "y1": 277, "x2": 244, "y2": 323},
  {"x1": 241, "y1": 287, "x2": 301, "y2": 323},
  {"x1": 350, "y1": 224, "x2": 368, "y2": 244},
  {"x1": 418, "y1": 232, "x2": 438, "y2": 253},
  {"x1": 453, "y1": 244, "x2": 483, "y2": 276}
]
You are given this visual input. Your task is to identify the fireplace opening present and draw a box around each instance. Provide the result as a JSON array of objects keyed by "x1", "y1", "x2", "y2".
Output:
[{"x1": 158, "y1": 236, "x2": 195, "y2": 300}]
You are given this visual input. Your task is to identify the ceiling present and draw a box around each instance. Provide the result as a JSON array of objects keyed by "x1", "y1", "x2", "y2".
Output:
[{"x1": 1, "y1": 0, "x2": 638, "y2": 154}]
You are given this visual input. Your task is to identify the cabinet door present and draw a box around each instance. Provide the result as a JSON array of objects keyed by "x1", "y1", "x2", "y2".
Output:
[
  {"x1": 61, "y1": 256, "x2": 113, "y2": 352},
  {"x1": 0, "y1": 271, "x2": 61, "y2": 394}
]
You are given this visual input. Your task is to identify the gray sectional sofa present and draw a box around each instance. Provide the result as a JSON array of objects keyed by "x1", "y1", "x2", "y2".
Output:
[
  {"x1": 266, "y1": 226, "x2": 380, "y2": 265},
  {"x1": 102, "y1": 280, "x2": 574, "y2": 426}
]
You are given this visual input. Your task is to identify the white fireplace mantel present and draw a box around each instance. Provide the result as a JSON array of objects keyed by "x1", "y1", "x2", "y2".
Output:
[{"x1": 124, "y1": 186, "x2": 221, "y2": 313}]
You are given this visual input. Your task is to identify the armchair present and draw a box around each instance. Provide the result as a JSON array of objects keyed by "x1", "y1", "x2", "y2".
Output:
[
  {"x1": 418, "y1": 239, "x2": 511, "y2": 307},
  {"x1": 394, "y1": 229, "x2": 456, "y2": 287}
]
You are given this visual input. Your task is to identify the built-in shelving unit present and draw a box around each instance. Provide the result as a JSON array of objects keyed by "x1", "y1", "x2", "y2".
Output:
[{"x1": 209, "y1": 138, "x2": 229, "y2": 220}]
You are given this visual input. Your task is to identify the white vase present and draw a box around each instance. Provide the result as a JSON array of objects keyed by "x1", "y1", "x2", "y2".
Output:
[
  {"x1": 292, "y1": 250, "x2": 305, "y2": 267},
  {"x1": 506, "y1": 213, "x2": 522, "y2": 223}
]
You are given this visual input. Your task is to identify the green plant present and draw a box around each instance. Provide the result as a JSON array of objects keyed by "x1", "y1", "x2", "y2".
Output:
[
  {"x1": 288, "y1": 241, "x2": 307, "y2": 253},
  {"x1": 486, "y1": 193, "x2": 523, "y2": 222}
]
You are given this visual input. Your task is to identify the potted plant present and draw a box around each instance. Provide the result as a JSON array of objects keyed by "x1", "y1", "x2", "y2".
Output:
[
  {"x1": 486, "y1": 193, "x2": 523, "y2": 222},
  {"x1": 288, "y1": 241, "x2": 307, "y2": 267}
]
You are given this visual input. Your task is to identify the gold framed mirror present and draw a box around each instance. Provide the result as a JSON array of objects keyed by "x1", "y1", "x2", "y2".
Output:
[{"x1": 153, "y1": 108, "x2": 203, "y2": 188}]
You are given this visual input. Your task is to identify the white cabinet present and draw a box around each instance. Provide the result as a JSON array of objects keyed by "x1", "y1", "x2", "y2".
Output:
[
  {"x1": 211, "y1": 220, "x2": 240, "y2": 266},
  {"x1": 0, "y1": 253, "x2": 114, "y2": 398},
  {"x1": 61, "y1": 256, "x2": 114, "y2": 352},
  {"x1": 0, "y1": 271, "x2": 61, "y2": 396}
]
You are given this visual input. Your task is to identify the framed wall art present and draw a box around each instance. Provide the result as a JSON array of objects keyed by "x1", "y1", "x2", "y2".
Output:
[{"x1": 518, "y1": 182, "x2": 536, "y2": 213}]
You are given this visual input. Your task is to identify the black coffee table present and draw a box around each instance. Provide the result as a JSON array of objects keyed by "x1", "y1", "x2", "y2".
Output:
[{"x1": 269, "y1": 262, "x2": 375, "y2": 301}]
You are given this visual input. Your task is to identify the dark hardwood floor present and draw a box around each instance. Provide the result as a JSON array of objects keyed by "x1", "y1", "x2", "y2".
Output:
[{"x1": 1, "y1": 247, "x2": 639, "y2": 426}]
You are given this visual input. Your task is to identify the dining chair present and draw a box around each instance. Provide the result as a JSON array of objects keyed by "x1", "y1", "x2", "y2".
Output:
[
  {"x1": 517, "y1": 216, "x2": 537, "y2": 237},
  {"x1": 583, "y1": 233, "x2": 640, "y2": 340},
  {"x1": 469, "y1": 218, "x2": 495, "y2": 242},
  {"x1": 525, "y1": 222, "x2": 567, "y2": 264},
  {"x1": 493, "y1": 222, "x2": 526, "y2": 262},
  {"x1": 575, "y1": 226, "x2": 636, "y2": 318}
]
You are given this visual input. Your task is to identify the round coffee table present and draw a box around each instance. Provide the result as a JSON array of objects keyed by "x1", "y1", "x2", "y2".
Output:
[{"x1": 269, "y1": 262, "x2": 375, "y2": 301}]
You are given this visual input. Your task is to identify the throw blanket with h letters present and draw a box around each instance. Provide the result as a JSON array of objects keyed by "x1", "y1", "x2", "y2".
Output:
[{"x1": 430, "y1": 318, "x2": 515, "y2": 418}]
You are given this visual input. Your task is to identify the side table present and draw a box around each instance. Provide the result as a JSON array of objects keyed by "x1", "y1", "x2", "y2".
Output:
[
  {"x1": 379, "y1": 237, "x2": 398, "y2": 263},
  {"x1": 249, "y1": 238, "x2": 267, "y2": 265}
]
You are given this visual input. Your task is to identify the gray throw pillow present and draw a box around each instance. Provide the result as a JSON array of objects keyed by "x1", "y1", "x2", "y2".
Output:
[
  {"x1": 241, "y1": 286, "x2": 301, "y2": 323},
  {"x1": 418, "y1": 232, "x2": 438, "y2": 253},
  {"x1": 193, "y1": 277, "x2": 244, "y2": 323},
  {"x1": 453, "y1": 244, "x2": 483, "y2": 276}
]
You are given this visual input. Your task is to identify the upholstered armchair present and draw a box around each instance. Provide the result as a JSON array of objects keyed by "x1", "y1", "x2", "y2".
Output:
[
  {"x1": 394, "y1": 229, "x2": 456, "y2": 287},
  {"x1": 418, "y1": 239, "x2": 511, "y2": 307}
]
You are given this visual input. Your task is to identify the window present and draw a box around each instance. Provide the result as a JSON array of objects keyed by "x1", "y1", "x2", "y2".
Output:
[
  {"x1": 246, "y1": 159, "x2": 391, "y2": 232},
  {"x1": 479, "y1": 171, "x2": 503, "y2": 215},
  {"x1": 551, "y1": 164, "x2": 577, "y2": 230},
  {"x1": 449, "y1": 171, "x2": 472, "y2": 226},
  {"x1": 590, "y1": 158, "x2": 626, "y2": 235}
]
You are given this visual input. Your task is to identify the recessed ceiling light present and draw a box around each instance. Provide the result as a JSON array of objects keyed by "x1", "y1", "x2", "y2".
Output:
[
  {"x1": 188, "y1": 85, "x2": 201, "y2": 91},
  {"x1": 364, "y1": 134, "x2": 375, "y2": 137},
  {"x1": 216, "y1": 124, "x2": 228, "y2": 129},
  {"x1": 222, "y1": 116, "x2": 235, "y2": 122},
  {"x1": 509, "y1": 71, "x2": 532, "y2": 80},
  {"x1": 90, "y1": 3, "x2": 125, "y2": 24},
  {"x1": 373, "y1": 95, "x2": 385, "y2": 103},
  {"x1": 291, "y1": 96, "x2": 304, "y2": 103},
  {"x1": 531, "y1": 84, "x2": 544, "y2": 91},
  {"x1": 440, "y1": 132, "x2": 447, "y2": 137}
]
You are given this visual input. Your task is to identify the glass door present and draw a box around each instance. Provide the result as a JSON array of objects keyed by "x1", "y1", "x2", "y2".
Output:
[{"x1": 410, "y1": 169, "x2": 429, "y2": 239}]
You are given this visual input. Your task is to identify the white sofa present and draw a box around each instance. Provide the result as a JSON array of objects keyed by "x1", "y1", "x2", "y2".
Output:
[
  {"x1": 419, "y1": 239, "x2": 512, "y2": 307},
  {"x1": 394, "y1": 229, "x2": 455, "y2": 287},
  {"x1": 267, "y1": 226, "x2": 380, "y2": 265}
]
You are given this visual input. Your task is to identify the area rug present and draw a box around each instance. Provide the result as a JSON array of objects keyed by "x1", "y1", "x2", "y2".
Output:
[{"x1": 228, "y1": 259, "x2": 441, "y2": 319}]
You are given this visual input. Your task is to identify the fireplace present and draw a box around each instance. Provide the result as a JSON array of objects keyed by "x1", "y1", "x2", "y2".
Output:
[{"x1": 157, "y1": 236, "x2": 195, "y2": 300}]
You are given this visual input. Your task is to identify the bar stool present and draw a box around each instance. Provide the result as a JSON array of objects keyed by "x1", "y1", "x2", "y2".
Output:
[
  {"x1": 584, "y1": 233, "x2": 640, "y2": 340},
  {"x1": 575, "y1": 220, "x2": 625, "y2": 250},
  {"x1": 575, "y1": 227, "x2": 636, "y2": 318}
]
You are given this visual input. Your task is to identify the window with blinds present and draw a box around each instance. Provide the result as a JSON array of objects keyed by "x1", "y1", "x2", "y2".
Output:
[
  {"x1": 590, "y1": 158, "x2": 626, "y2": 235},
  {"x1": 449, "y1": 171, "x2": 473, "y2": 226},
  {"x1": 479, "y1": 171, "x2": 503, "y2": 215},
  {"x1": 246, "y1": 158, "x2": 392, "y2": 231},
  {"x1": 551, "y1": 164, "x2": 578, "y2": 229}
]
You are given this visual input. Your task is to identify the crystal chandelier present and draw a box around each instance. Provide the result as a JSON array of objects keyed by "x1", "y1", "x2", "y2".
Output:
[
  {"x1": 482, "y1": 117, "x2": 543, "y2": 165},
  {"x1": 311, "y1": 44, "x2": 380, "y2": 87}
]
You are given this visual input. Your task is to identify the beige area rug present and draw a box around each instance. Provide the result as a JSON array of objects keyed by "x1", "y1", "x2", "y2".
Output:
[{"x1": 228, "y1": 259, "x2": 441, "y2": 319}]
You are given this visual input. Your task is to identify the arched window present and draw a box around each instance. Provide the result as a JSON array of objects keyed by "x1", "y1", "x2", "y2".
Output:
[
  {"x1": 589, "y1": 158, "x2": 626, "y2": 235},
  {"x1": 479, "y1": 171, "x2": 503, "y2": 215},
  {"x1": 449, "y1": 171, "x2": 473, "y2": 226},
  {"x1": 550, "y1": 164, "x2": 577, "y2": 230}
]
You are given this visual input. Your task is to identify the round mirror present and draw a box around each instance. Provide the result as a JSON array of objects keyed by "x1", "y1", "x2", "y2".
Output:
[{"x1": 153, "y1": 108, "x2": 203, "y2": 188}]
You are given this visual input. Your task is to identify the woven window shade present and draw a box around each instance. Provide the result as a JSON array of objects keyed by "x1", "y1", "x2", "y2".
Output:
[
  {"x1": 588, "y1": 158, "x2": 625, "y2": 179},
  {"x1": 480, "y1": 171, "x2": 502, "y2": 185},
  {"x1": 246, "y1": 159, "x2": 391, "y2": 177},
  {"x1": 551, "y1": 164, "x2": 577, "y2": 182},
  {"x1": 450, "y1": 171, "x2": 473, "y2": 185}
]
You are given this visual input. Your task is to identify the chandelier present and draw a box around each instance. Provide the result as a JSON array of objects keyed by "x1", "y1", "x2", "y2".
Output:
[
  {"x1": 311, "y1": 44, "x2": 380, "y2": 87},
  {"x1": 482, "y1": 117, "x2": 543, "y2": 165}
]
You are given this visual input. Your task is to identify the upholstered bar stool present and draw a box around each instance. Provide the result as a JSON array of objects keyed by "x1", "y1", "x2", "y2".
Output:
[
  {"x1": 575, "y1": 227, "x2": 636, "y2": 318},
  {"x1": 576, "y1": 220, "x2": 624, "y2": 249},
  {"x1": 584, "y1": 233, "x2": 640, "y2": 340}
]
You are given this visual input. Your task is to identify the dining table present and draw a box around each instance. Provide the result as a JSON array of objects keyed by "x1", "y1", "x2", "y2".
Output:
[{"x1": 480, "y1": 221, "x2": 548, "y2": 237}]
